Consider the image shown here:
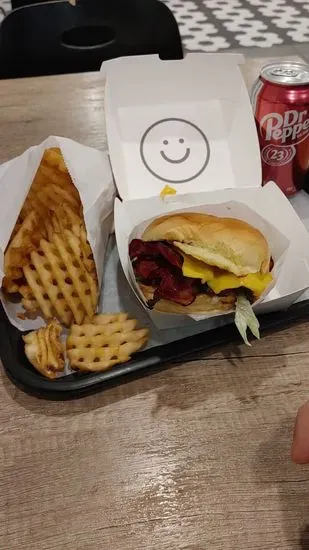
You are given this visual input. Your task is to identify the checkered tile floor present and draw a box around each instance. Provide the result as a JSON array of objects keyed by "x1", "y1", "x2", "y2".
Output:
[
  {"x1": 164, "y1": 0, "x2": 309, "y2": 52},
  {"x1": 1, "y1": 0, "x2": 309, "y2": 52}
]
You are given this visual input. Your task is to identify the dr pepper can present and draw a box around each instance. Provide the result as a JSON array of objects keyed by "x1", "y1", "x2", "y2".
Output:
[{"x1": 251, "y1": 61, "x2": 309, "y2": 196}]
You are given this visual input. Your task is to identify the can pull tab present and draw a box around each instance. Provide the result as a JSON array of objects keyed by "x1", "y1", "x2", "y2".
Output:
[
  {"x1": 261, "y1": 62, "x2": 309, "y2": 85},
  {"x1": 271, "y1": 67, "x2": 299, "y2": 78}
]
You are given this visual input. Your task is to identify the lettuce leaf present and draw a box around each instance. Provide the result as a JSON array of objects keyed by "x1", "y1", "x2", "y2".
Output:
[{"x1": 235, "y1": 294, "x2": 260, "y2": 346}]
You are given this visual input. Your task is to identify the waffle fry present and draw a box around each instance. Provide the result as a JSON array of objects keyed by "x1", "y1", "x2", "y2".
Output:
[
  {"x1": 2, "y1": 277, "x2": 21, "y2": 294},
  {"x1": 2, "y1": 148, "x2": 98, "y2": 326},
  {"x1": 21, "y1": 296, "x2": 40, "y2": 313},
  {"x1": 18, "y1": 148, "x2": 82, "y2": 222},
  {"x1": 23, "y1": 320, "x2": 65, "y2": 379},
  {"x1": 43, "y1": 147, "x2": 68, "y2": 173},
  {"x1": 67, "y1": 314, "x2": 149, "y2": 372},
  {"x1": 63, "y1": 228, "x2": 97, "y2": 309},
  {"x1": 23, "y1": 260, "x2": 63, "y2": 322},
  {"x1": 37, "y1": 183, "x2": 81, "y2": 213},
  {"x1": 91, "y1": 313, "x2": 129, "y2": 325},
  {"x1": 70, "y1": 318, "x2": 138, "y2": 337},
  {"x1": 3, "y1": 211, "x2": 47, "y2": 293},
  {"x1": 23, "y1": 227, "x2": 98, "y2": 326}
]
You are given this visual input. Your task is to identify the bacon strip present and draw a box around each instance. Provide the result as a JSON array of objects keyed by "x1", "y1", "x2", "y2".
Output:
[
  {"x1": 129, "y1": 239, "x2": 183, "y2": 269},
  {"x1": 151, "y1": 269, "x2": 199, "y2": 307},
  {"x1": 129, "y1": 239, "x2": 198, "y2": 307}
]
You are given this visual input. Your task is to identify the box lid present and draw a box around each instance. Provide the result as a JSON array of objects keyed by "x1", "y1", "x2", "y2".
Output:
[{"x1": 101, "y1": 53, "x2": 262, "y2": 201}]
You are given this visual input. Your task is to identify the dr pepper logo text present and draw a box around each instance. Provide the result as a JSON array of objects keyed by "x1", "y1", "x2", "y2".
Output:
[
  {"x1": 259, "y1": 109, "x2": 309, "y2": 167},
  {"x1": 259, "y1": 109, "x2": 309, "y2": 145}
]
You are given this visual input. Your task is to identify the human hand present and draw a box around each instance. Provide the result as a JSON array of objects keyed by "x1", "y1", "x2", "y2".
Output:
[{"x1": 291, "y1": 401, "x2": 309, "y2": 464}]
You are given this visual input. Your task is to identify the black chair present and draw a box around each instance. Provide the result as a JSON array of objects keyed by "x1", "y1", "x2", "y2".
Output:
[
  {"x1": 0, "y1": 0, "x2": 183, "y2": 79},
  {"x1": 11, "y1": 0, "x2": 52, "y2": 8},
  {"x1": 11, "y1": 0, "x2": 48, "y2": 8}
]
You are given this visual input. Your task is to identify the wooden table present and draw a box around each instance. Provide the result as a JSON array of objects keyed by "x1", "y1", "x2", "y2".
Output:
[{"x1": 1, "y1": 57, "x2": 309, "y2": 550}]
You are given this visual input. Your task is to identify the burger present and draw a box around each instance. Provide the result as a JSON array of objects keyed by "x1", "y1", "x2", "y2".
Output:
[{"x1": 129, "y1": 212, "x2": 273, "y2": 344}]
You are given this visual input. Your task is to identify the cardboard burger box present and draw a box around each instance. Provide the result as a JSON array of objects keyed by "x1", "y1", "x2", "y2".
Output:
[{"x1": 101, "y1": 53, "x2": 309, "y2": 330}]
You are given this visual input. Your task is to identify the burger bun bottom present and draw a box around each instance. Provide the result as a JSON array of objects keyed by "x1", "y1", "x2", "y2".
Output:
[{"x1": 139, "y1": 284, "x2": 235, "y2": 314}]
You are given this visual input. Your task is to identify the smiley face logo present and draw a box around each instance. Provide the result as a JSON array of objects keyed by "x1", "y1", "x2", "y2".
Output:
[
  {"x1": 160, "y1": 137, "x2": 190, "y2": 164},
  {"x1": 140, "y1": 118, "x2": 210, "y2": 183}
]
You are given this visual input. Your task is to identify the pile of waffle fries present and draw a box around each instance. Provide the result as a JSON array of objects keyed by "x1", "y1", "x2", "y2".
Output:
[{"x1": 2, "y1": 148, "x2": 148, "y2": 378}]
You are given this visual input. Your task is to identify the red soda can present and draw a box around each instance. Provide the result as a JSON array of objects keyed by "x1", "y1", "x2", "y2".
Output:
[{"x1": 251, "y1": 61, "x2": 309, "y2": 196}]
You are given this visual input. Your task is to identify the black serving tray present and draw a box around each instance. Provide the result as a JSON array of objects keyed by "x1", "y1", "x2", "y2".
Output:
[{"x1": 1, "y1": 299, "x2": 309, "y2": 400}]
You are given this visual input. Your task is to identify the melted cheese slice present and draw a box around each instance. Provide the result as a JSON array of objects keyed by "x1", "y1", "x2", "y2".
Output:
[
  {"x1": 182, "y1": 253, "x2": 216, "y2": 281},
  {"x1": 208, "y1": 271, "x2": 273, "y2": 295},
  {"x1": 181, "y1": 253, "x2": 272, "y2": 296}
]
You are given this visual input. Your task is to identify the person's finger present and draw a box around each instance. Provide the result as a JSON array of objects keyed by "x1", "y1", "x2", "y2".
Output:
[{"x1": 291, "y1": 401, "x2": 309, "y2": 464}]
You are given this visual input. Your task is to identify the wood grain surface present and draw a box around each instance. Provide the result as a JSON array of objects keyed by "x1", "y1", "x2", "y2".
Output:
[{"x1": 1, "y1": 56, "x2": 309, "y2": 550}]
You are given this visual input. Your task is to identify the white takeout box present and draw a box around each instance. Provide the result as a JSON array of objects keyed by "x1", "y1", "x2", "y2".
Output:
[
  {"x1": 0, "y1": 136, "x2": 115, "y2": 331},
  {"x1": 101, "y1": 53, "x2": 309, "y2": 329}
]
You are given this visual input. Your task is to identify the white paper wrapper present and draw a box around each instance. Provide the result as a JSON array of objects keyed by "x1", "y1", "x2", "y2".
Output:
[
  {"x1": 0, "y1": 136, "x2": 115, "y2": 331},
  {"x1": 115, "y1": 183, "x2": 309, "y2": 329}
]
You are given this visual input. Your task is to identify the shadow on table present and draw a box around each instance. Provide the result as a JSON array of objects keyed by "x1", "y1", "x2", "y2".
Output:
[
  {"x1": 254, "y1": 421, "x2": 309, "y2": 549},
  {"x1": 0, "y1": 364, "x2": 167, "y2": 416},
  {"x1": 300, "y1": 525, "x2": 309, "y2": 549}
]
